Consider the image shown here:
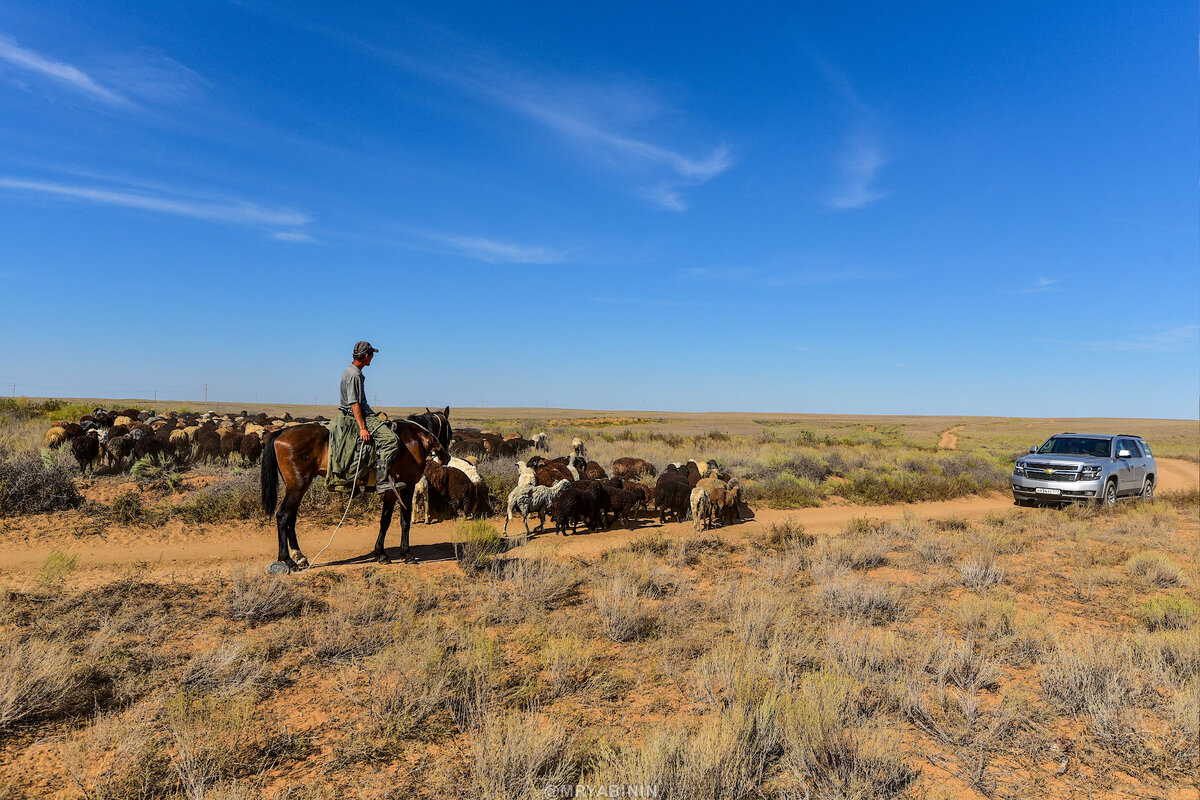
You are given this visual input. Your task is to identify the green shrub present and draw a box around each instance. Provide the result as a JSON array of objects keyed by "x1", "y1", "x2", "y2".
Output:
[
  {"x1": 1137, "y1": 595, "x2": 1198, "y2": 631},
  {"x1": 175, "y1": 473, "x2": 261, "y2": 524},
  {"x1": 747, "y1": 472, "x2": 824, "y2": 508},
  {"x1": 454, "y1": 520, "x2": 506, "y2": 574}
]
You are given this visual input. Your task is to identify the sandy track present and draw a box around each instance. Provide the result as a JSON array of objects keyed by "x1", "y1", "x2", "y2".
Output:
[
  {"x1": 2, "y1": 460, "x2": 1194, "y2": 581},
  {"x1": 938, "y1": 424, "x2": 964, "y2": 449}
]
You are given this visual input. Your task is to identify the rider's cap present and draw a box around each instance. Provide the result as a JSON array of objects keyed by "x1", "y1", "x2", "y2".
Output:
[{"x1": 353, "y1": 341, "x2": 379, "y2": 358}]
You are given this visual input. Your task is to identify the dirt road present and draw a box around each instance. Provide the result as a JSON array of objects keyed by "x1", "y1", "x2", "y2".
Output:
[
  {"x1": 1, "y1": 459, "x2": 1194, "y2": 582},
  {"x1": 938, "y1": 425, "x2": 964, "y2": 449}
]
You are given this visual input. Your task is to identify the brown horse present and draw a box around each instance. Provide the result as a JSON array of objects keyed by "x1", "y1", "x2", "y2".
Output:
[{"x1": 261, "y1": 411, "x2": 451, "y2": 572}]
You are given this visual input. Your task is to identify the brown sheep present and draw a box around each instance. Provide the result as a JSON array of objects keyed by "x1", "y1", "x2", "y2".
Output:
[
  {"x1": 536, "y1": 464, "x2": 574, "y2": 486},
  {"x1": 583, "y1": 460, "x2": 607, "y2": 480},
  {"x1": 611, "y1": 457, "x2": 657, "y2": 479},
  {"x1": 43, "y1": 427, "x2": 69, "y2": 449},
  {"x1": 423, "y1": 459, "x2": 482, "y2": 519},
  {"x1": 239, "y1": 432, "x2": 263, "y2": 464}
]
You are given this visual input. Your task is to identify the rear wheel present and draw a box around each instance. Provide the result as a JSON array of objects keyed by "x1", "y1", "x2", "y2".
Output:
[
  {"x1": 1140, "y1": 477, "x2": 1155, "y2": 504},
  {"x1": 1102, "y1": 479, "x2": 1118, "y2": 508}
]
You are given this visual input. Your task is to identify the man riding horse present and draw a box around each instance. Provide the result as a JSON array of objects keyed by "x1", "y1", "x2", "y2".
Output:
[{"x1": 340, "y1": 340, "x2": 404, "y2": 496}]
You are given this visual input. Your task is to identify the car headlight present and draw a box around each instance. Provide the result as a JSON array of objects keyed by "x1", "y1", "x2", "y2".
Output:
[
  {"x1": 1013, "y1": 462, "x2": 1026, "y2": 475},
  {"x1": 1080, "y1": 465, "x2": 1102, "y2": 479}
]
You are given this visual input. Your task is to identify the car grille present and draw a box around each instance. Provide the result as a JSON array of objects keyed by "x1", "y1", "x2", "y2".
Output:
[{"x1": 1025, "y1": 463, "x2": 1081, "y2": 481}]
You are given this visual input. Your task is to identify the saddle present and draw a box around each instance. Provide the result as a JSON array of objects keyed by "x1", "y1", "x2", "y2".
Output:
[{"x1": 325, "y1": 414, "x2": 378, "y2": 492}]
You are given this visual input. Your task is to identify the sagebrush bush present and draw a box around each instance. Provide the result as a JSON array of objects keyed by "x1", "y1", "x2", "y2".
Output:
[
  {"x1": 175, "y1": 472, "x2": 261, "y2": 524},
  {"x1": 0, "y1": 447, "x2": 81, "y2": 515},
  {"x1": 594, "y1": 573, "x2": 657, "y2": 642}
]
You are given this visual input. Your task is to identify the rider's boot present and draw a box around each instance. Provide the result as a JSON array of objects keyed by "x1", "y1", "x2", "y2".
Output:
[{"x1": 375, "y1": 457, "x2": 407, "y2": 495}]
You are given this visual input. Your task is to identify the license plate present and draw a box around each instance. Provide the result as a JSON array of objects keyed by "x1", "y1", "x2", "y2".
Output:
[{"x1": 1035, "y1": 488, "x2": 1061, "y2": 495}]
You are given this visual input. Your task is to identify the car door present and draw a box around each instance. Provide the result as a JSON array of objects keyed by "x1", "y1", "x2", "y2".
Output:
[
  {"x1": 1123, "y1": 439, "x2": 1147, "y2": 491},
  {"x1": 1114, "y1": 438, "x2": 1141, "y2": 495}
]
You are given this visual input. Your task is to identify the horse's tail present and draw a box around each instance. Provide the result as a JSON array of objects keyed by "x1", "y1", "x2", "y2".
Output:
[{"x1": 261, "y1": 430, "x2": 282, "y2": 518}]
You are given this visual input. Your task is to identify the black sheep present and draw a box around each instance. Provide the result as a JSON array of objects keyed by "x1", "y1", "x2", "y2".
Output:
[
  {"x1": 654, "y1": 473, "x2": 692, "y2": 523},
  {"x1": 549, "y1": 487, "x2": 596, "y2": 535},
  {"x1": 71, "y1": 432, "x2": 100, "y2": 474},
  {"x1": 240, "y1": 433, "x2": 263, "y2": 464},
  {"x1": 572, "y1": 479, "x2": 612, "y2": 529},
  {"x1": 601, "y1": 484, "x2": 644, "y2": 527}
]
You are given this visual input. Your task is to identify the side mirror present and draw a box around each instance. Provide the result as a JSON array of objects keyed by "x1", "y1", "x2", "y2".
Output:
[
  {"x1": 1117, "y1": 449, "x2": 1132, "y2": 459},
  {"x1": 1029, "y1": 446, "x2": 1038, "y2": 453}
]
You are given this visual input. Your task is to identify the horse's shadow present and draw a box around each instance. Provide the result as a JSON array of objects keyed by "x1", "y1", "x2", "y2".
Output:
[{"x1": 320, "y1": 540, "x2": 457, "y2": 567}]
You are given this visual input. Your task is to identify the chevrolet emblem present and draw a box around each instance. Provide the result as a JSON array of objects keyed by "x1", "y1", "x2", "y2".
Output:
[{"x1": 1046, "y1": 468, "x2": 1055, "y2": 474}]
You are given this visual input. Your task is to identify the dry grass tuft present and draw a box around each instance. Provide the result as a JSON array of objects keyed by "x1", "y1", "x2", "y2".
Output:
[
  {"x1": 221, "y1": 565, "x2": 304, "y2": 626},
  {"x1": 0, "y1": 632, "x2": 103, "y2": 731},
  {"x1": 814, "y1": 575, "x2": 907, "y2": 625},
  {"x1": 593, "y1": 573, "x2": 657, "y2": 642},
  {"x1": 959, "y1": 550, "x2": 1005, "y2": 589},
  {"x1": 471, "y1": 711, "x2": 577, "y2": 799},
  {"x1": 1125, "y1": 551, "x2": 1182, "y2": 588}
]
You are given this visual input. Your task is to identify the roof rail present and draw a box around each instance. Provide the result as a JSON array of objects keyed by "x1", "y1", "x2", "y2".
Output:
[{"x1": 1117, "y1": 433, "x2": 1142, "y2": 439}]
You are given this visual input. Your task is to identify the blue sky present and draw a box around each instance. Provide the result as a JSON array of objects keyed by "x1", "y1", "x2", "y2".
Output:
[{"x1": 0, "y1": 2, "x2": 1196, "y2": 418}]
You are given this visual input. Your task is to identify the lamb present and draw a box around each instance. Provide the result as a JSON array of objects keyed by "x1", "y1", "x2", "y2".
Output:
[
  {"x1": 571, "y1": 437, "x2": 587, "y2": 458},
  {"x1": 504, "y1": 479, "x2": 571, "y2": 534},
  {"x1": 611, "y1": 457, "x2": 657, "y2": 479},
  {"x1": 690, "y1": 488, "x2": 711, "y2": 531},
  {"x1": 534, "y1": 432, "x2": 549, "y2": 452}
]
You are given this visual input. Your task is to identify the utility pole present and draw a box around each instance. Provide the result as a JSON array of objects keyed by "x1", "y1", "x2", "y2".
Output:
[
  {"x1": 154, "y1": 390, "x2": 157, "y2": 402},
  {"x1": 204, "y1": 384, "x2": 208, "y2": 404}
]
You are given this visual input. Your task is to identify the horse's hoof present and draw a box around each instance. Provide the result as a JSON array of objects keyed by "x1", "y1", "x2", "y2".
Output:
[
  {"x1": 373, "y1": 552, "x2": 392, "y2": 564},
  {"x1": 268, "y1": 561, "x2": 292, "y2": 575}
]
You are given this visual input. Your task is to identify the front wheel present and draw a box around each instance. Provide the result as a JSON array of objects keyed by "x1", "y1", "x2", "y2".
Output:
[
  {"x1": 1014, "y1": 497, "x2": 1035, "y2": 508},
  {"x1": 1101, "y1": 479, "x2": 1118, "y2": 508},
  {"x1": 1139, "y1": 478, "x2": 1155, "y2": 504}
]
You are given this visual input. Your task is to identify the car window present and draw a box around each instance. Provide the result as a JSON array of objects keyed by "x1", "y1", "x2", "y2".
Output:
[
  {"x1": 1140, "y1": 441, "x2": 1153, "y2": 457},
  {"x1": 1116, "y1": 438, "x2": 1138, "y2": 457},
  {"x1": 1126, "y1": 440, "x2": 1142, "y2": 457}
]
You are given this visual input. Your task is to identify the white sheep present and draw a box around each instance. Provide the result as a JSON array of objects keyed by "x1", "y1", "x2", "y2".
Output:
[
  {"x1": 690, "y1": 488, "x2": 711, "y2": 531},
  {"x1": 571, "y1": 437, "x2": 587, "y2": 458},
  {"x1": 504, "y1": 479, "x2": 571, "y2": 535},
  {"x1": 516, "y1": 460, "x2": 537, "y2": 488},
  {"x1": 534, "y1": 432, "x2": 549, "y2": 452}
]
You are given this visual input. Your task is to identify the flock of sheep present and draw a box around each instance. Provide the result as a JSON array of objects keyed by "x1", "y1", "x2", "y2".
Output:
[
  {"x1": 424, "y1": 436, "x2": 747, "y2": 536},
  {"x1": 42, "y1": 407, "x2": 325, "y2": 473},
  {"x1": 42, "y1": 411, "x2": 749, "y2": 534}
]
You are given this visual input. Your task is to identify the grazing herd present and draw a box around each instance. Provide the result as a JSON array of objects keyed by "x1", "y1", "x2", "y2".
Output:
[
  {"x1": 42, "y1": 410, "x2": 749, "y2": 535},
  {"x1": 42, "y1": 407, "x2": 326, "y2": 474}
]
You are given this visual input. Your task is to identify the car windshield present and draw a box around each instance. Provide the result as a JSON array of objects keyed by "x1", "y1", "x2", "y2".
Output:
[{"x1": 1038, "y1": 437, "x2": 1110, "y2": 458}]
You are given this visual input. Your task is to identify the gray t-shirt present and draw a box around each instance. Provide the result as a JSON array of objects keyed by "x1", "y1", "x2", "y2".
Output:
[{"x1": 338, "y1": 365, "x2": 373, "y2": 416}]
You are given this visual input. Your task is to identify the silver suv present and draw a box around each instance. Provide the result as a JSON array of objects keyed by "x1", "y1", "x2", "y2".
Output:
[{"x1": 1012, "y1": 433, "x2": 1156, "y2": 507}]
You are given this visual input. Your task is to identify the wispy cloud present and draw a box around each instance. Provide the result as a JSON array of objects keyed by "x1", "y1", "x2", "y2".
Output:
[
  {"x1": 0, "y1": 176, "x2": 310, "y2": 232},
  {"x1": 828, "y1": 135, "x2": 889, "y2": 210},
  {"x1": 1042, "y1": 324, "x2": 1200, "y2": 353},
  {"x1": 328, "y1": 24, "x2": 731, "y2": 211},
  {"x1": 272, "y1": 230, "x2": 316, "y2": 243},
  {"x1": 409, "y1": 230, "x2": 566, "y2": 264},
  {"x1": 1009, "y1": 277, "x2": 1059, "y2": 294},
  {"x1": 807, "y1": 51, "x2": 891, "y2": 211},
  {"x1": 0, "y1": 34, "x2": 131, "y2": 106}
]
